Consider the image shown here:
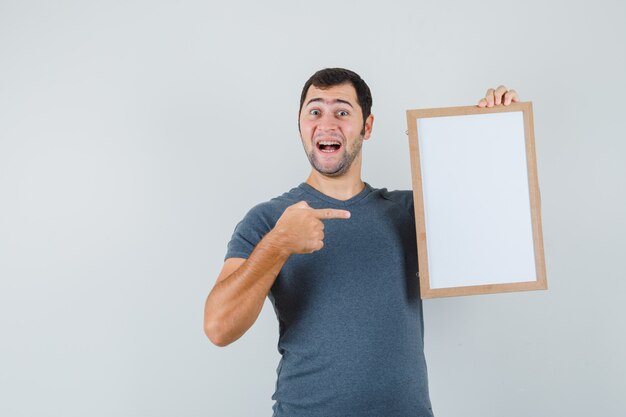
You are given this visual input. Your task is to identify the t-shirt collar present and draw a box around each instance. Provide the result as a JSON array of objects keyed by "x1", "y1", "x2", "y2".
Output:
[{"x1": 298, "y1": 182, "x2": 373, "y2": 207}]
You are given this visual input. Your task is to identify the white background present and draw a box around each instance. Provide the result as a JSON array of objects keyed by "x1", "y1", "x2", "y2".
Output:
[{"x1": 1, "y1": 1, "x2": 624, "y2": 416}]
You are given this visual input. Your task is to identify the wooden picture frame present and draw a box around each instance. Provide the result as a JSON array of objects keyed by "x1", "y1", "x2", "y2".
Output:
[{"x1": 405, "y1": 102, "x2": 547, "y2": 299}]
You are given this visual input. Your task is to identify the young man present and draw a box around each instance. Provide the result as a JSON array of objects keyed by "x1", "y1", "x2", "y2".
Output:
[{"x1": 204, "y1": 68, "x2": 519, "y2": 416}]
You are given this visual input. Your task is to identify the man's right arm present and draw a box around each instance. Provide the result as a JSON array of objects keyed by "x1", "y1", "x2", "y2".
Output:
[
  {"x1": 203, "y1": 230, "x2": 290, "y2": 347},
  {"x1": 203, "y1": 201, "x2": 350, "y2": 347}
]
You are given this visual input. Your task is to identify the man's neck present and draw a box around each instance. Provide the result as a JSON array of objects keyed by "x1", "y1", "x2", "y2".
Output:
[{"x1": 305, "y1": 171, "x2": 365, "y2": 201}]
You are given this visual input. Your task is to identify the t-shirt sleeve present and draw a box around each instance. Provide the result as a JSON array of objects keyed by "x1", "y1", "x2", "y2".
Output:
[
  {"x1": 382, "y1": 189, "x2": 415, "y2": 220},
  {"x1": 224, "y1": 202, "x2": 278, "y2": 260},
  {"x1": 398, "y1": 190, "x2": 415, "y2": 219}
]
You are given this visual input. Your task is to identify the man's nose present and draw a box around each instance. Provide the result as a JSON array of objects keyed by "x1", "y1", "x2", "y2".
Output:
[{"x1": 318, "y1": 112, "x2": 338, "y2": 129}]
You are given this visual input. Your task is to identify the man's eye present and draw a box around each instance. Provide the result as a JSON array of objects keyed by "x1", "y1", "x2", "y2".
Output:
[
  {"x1": 337, "y1": 110, "x2": 349, "y2": 116},
  {"x1": 310, "y1": 109, "x2": 320, "y2": 116}
]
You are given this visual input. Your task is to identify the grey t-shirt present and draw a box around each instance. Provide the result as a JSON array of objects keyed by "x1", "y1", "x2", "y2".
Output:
[{"x1": 225, "y1": 183, "x2": 434, "y2": 417}]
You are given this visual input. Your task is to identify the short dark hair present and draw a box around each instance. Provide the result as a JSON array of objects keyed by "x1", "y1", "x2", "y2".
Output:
[{"x1": 299, "y1": 68, "x2": 373, "y2": 125}]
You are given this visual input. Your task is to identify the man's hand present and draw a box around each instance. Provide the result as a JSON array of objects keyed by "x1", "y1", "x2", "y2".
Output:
[
  {"x1": 269, "y1": 201, "x2": 350, "y2": 255},
  {"x1": 478, "y1": 85, "x2": 520, "y2": 107}
]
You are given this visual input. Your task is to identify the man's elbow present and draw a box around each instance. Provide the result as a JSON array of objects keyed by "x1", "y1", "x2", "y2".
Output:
[{"x1": 204, "y1": 320, "x2": 232, "y2": 347}]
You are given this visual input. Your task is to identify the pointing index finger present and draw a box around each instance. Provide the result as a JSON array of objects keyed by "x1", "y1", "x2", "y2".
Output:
[{"x1": 312, "y1": 208, "x2": 351, "y2": 220}]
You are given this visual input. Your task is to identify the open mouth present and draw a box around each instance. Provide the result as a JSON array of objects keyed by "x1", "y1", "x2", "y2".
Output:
[{"x1": 316, "y1": 140, "x2": 342, "y2": 153}]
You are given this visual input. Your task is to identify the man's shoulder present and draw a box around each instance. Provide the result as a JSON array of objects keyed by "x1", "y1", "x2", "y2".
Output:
[
  {"x1": 242, "y1": 184, "x2": 307, "y2": 223},
  {"x1": 372, "y1": 187, "x2": 414, "y2": 211},
  {"x1": 224, "y1": 185, "x2": 307, "y2": 260}
]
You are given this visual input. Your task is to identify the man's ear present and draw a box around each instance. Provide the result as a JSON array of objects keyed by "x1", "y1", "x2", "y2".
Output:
[{"x1": 363, "y1": 114, "x2": 374, "y2": 140}]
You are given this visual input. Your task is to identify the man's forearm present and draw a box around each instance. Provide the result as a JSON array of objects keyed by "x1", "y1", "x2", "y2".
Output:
[{"x1": 204, "y1": 230, "x2": 290, "y2": 346}]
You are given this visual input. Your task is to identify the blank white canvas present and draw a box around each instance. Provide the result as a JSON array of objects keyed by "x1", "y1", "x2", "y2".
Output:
[{"x1": 417, "y1": 112, "x2": 537, "y2": 289}]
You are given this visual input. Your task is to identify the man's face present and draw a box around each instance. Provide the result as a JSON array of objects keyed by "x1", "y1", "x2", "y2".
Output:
[{"x1": 299, "y1": 83, "x2": 373, "y2": 177}]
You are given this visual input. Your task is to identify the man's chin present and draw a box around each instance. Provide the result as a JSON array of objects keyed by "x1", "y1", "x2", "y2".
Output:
[
  {"x1": 307, "y1": 150, "x2": 354, "y2": 177},
  {"x1": 317, "y1": 169, "x2": 345, "y2": 178},
  {"x1": 311, "y1": 162, "x2": 348, "y2": 177}
]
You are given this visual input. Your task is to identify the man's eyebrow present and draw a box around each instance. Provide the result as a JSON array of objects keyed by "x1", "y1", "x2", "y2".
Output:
[{"x1": 305, "y1": 98, "x2": 354, "y2": 108}]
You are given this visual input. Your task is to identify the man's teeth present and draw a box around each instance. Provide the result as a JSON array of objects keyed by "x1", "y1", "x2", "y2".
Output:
[{"x1": 318, "y1": 140, "x2": 341, "y2": 153}]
